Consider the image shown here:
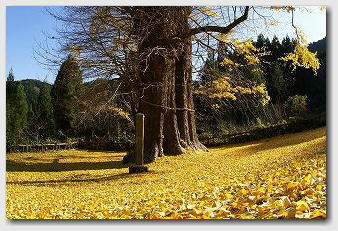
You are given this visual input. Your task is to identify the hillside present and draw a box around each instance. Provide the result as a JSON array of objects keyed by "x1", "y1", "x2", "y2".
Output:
[{"x1": 308, "y1": 37, "x2": 326, "y2": 54}]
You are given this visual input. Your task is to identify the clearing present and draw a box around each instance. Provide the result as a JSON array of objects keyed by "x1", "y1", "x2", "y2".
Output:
[{"x1": 6, "y1": 127, "x2": 326, "y2": 219}]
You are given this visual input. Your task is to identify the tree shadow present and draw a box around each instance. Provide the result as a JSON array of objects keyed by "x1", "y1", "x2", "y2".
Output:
[
  {"x1": 7, "y1": 170, "x2": 165, "y2": 186},
  {"x1": 6, "y1": 159, "x2": 130, "y2": 172},
  {"x1": 82, "y1": 149, "x2": 127, "y2": 155},
  {"x1": 20, "y1": 154, "x2": 124, "y2": 163}
]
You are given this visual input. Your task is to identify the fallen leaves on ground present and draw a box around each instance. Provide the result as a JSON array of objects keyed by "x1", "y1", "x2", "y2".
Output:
[{"x1": 6, "y1": 127, "x2": 326, "y2": 219}]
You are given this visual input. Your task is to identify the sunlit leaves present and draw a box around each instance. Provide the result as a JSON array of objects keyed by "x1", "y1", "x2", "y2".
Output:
[
  {"x1": 220, "y1": 57, "x2": 238, "y2": 67},
  {"x1": 245, "y1": 55, "x2": 260, "y2": 65},
  {"x1": 217, "y1": 6, "x2": 320, "y2": 75},
  {"x1": 199, "y1": 8, "x2": 219, "y2": 17},
  {"x1": 218, "y1": 37, "x2": 264, "y2": 65},
  {"x1": 270, "y1": 6, "x2": 295, "y2": 13},
  {"x1": 280, "y1": 44, "x2": 320, "y2": 73},
  {"x1": 195, "y1": 75, "x2": 270, "y2": 106},
  {"x1": 106, "y1": 106, "x2": 131, "y2": 121},
  {"x1": 251, "y1": 84, "x2": 271, "y2": 105}
]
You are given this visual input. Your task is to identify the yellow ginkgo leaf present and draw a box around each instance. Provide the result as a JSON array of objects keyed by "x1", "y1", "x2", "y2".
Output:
[
  {"x1": 311, "y1": 209, "x2": 326, "y2": 219},
  {"x1": 296, "y1": 200, "x2": 309, "y2": 213}
]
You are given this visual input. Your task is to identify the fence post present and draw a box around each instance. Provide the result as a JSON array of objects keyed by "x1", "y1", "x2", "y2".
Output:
[
  {"x1": 129, "y1": 113, "x2": 149, "y2": 173},
  {"x1": 135, "y1": 113, "x2": 144, "y2": 165}
]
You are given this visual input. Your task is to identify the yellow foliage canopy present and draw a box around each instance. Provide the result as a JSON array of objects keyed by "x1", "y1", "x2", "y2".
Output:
[{"x1": 195, "y1": 75, "x2": 271, "y2": 106}]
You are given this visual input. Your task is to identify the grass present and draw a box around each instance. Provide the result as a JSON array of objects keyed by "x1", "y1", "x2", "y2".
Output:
[{"x1": 6, "y1": 127, "x2": 326, "y2": 219}]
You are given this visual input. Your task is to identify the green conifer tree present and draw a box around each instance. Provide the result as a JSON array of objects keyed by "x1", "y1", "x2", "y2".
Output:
[
  {"x1": 37, "y1": 83, "x2": 55, "y2": 137},
  {"x1": 51, "y1": 55, "x2": 82, "y2": 136},
  {"x1": 7, "y1": 68, "x2": 14, "y2": 82},
  {"x1": 281, "y1": 35, "x2": 294, "y2": 54},
  {"x1": 255, "y1": 34, "x2": 266, "y2": 49},
  {"x1": 7, "y1": 83, "x2": 28, "y2": 145},
  {"x1": 270, "y1": 36, "x2": 283, "y2": 59}
]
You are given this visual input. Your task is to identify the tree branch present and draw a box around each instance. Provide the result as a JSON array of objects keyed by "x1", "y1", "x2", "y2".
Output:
[{"x1": 188, "y1": 6, "x2": 250, "y2": 37}]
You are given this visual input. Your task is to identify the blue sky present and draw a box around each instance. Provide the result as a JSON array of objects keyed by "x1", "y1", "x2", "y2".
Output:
[
  {"x1": 6, "y1": 6, "x2": 62, "y2": 83},
  {"x1": 6, "y1": 6, "x2": 326, "y2": 83},
  {"x1": 261, "y1": 6, "x2": 326, "y2": 43}
]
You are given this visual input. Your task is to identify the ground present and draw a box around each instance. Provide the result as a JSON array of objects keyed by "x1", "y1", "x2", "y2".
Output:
[{"x1": 6, "y1": 127, "x2": 326, "y2": 219}]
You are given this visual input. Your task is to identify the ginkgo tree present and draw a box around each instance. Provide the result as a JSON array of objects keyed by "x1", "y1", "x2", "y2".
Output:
[{"x1": 38, "y1": 6, "x2": 321, "y2": 162}]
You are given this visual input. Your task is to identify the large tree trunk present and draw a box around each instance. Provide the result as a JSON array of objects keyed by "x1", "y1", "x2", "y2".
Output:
[
  {"x1": 175, "y1": 37, "x2": 207, "y2": 151},
  {"x1": 131, "y1": 7, "x2": 206, "y2": 163}
]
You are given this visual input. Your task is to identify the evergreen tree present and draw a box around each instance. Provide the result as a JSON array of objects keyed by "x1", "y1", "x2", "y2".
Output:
[
  {"x1": 7, "y1": 68, "x2": 15, "y2": 82},
  {"x1": 51, "y1": 55, "x2": 82, "y2": 136},
  {"x1": 267, "y1": 62, "x2": 287, "y2": 103},
  {"x1": 281, "y1": 35, "x2": 294, "y2": 55},
  {"x1": 22, "y1": 81, "x2": 40, "y2": 133},
  {"x1": 255, "y1": 34, "x2": 266, "y2": 49},
  {"x1": 6, "y1": 69, "x2": 15, "y2": 145},
  {"x1": 264, "y1": 37, "x2": 271, "y2": 48},
  {"x1": 15, "y1": 84, "x2": 29, "y2": 130},
  {"x1": 37, "y1": 83, "x2": 55, "y2": 137},
  {"x1": 270, "y1": 36, "x2": 282, "y2": 59},
  {"x1": 7, "y1": 83, "x2": 28, "y2": 145},
  {"x1": 255, "y1": 35, "x2": 271, "y2": 63},
  {"x1": 6, "y1": 68, "x2": 16, "y2": 99}
]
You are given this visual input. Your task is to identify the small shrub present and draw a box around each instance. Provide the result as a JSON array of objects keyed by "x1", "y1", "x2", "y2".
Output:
[
  {"x1": 284, "y1": 95, "x2": 308, "y2": 117},
  {"x1": 255, "y1": 118, "x2": 265, "y2": 128}
]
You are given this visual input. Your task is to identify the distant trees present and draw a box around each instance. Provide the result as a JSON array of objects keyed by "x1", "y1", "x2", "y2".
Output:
[
  {"x1": 268, "y1": 62, "x2": 286, "y2": 102},
  {"x1": 254, "y1": 34, "x2": 297, "y2": 103},
  {"x1": 7, "y1": 68, "x2": 14, "y2": 82},
  {"x1": 37, "y1": 84, "x2": 55, "y2": 137},
  {"x1": 295, "y1": 37, "x2": 326, "y2": 113},
  {"x1": 22, "y1": 80, "x2": 40, "y2": 138},
  {"x1": 51, "y1": 55, "x2": 83, "y2": 136},
  {"x1": 6, "y1": 70, "x2": 28, "y2": 145},
  {"x1": 6, "y1": 56, "x2": 83, "y2": 146},
  {"x1": 6, "y1": 70, "x2": 56, "y2": 145}
]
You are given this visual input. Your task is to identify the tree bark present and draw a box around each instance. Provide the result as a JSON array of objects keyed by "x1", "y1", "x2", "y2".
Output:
[
  {"x1": 138, "y1": 53, "x2": 166, "y2": 162},
  {"x1": 175, "y1": 39, "x2": 191, "y2": 148},
  {"x1": 163, "y1": 58, "x2": 185, "y2": 156}
]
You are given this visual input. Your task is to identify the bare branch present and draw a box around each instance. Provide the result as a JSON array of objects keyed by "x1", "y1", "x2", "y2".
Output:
[{"x1": 188, "y1": 6, "x2": 250, "y2": 37}]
